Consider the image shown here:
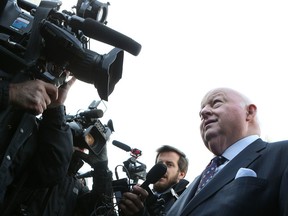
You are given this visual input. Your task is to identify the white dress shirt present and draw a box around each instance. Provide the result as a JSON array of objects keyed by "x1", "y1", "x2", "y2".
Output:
[{"x1": 217, "y1": 135, "x2": 260, "y2": 173}]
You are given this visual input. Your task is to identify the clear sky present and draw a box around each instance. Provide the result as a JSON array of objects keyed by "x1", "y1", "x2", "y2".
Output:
[{"x1": 52, "y1": 0, "x2": 288, "y2": 183}]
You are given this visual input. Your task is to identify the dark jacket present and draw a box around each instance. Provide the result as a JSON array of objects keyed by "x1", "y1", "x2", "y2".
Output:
[
  {"x1": 75, "y1": 161, "x2": 116, "y2": 216},
  {"x1": 145, "y1": 179, "x2": 190, "y2": 216},
  {"x1": 167, "y1": 139, "x2": 288, "y2": 216},
  {"x1": 0, "y1": 105, "x2": 73, "y2": 215},
  {"x1": 12, "y1": 159, "x2": 116, "y2": 216}
]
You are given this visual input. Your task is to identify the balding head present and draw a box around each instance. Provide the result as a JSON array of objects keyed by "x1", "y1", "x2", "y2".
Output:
[{"x1": 199, "y1": 87, "x2": 260, "y2": 155}]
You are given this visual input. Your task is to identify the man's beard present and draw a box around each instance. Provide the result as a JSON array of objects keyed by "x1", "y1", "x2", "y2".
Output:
[{"x1": 153, "y1": 173, "x2": 179, "y2": 193}]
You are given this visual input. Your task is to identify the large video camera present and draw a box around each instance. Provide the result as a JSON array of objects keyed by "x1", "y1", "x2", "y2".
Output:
[
  {"x1": 66, "y1": 100, "x2": 114, "y2": 155},
  {"x1": 0, "y1": 0, "x2": 141, "y2": 100}
]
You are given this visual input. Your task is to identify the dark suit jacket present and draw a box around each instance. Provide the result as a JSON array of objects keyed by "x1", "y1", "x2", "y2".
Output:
[{"x1": 166, "y1": 138, "x2": 288, "y2": 216}]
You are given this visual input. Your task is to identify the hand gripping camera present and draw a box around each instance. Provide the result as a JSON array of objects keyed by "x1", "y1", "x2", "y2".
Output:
[{"x1": 0, "y1": 0, "x2": 141, "y2": 100}]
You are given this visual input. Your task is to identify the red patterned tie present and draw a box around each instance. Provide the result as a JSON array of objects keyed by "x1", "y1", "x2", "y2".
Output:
[{"x1": 195, "y1": 156, "x2": 227, "y2": 194}]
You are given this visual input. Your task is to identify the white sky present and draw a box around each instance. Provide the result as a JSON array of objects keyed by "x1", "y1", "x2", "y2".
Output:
[{"x1": 56, "y1": 0, "x2": 288, "y2": 183}]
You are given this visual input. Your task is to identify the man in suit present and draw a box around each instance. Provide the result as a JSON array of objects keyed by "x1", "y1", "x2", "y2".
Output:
[{"x1": 166, "y1": 87, "x2": 288, "y2": 216}]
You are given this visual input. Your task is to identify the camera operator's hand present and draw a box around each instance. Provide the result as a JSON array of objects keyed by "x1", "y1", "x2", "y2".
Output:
[
  {"x1": 118, "y1": 185, "x2": 148, "y2": 216},
  {"x1": 73, "y1": 144, "x2": 108, "y2": 167},
  {"x1": 48, "y1": 76, "x2": 76, "y2": 108},
  {"x1": 9, "y1": 79, "x2": 58, "y2": 115}
]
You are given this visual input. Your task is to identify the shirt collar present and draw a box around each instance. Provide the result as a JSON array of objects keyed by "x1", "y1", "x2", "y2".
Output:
[{"x1": 222, "y1": 135, "x2": 260, "y2": 161}]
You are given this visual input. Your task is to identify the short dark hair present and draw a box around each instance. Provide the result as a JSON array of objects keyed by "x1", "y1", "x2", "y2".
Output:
[{"x1": 155, "y1": 145, "x2": 189, "y2": 174}]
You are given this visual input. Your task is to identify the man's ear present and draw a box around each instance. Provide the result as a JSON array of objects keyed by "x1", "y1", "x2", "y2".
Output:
[
  {"x1": 178, "y1": 171, "x2": 186, "y2": 179},
  {"x1": 246, "y1": 104, "x2": 257, "y2": 119}
]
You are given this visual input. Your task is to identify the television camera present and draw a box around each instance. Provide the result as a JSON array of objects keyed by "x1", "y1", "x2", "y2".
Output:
[
  {"x1": 77, "y1": 139, "x2": 147, "y2": 189},
  {"x1": 67, "y1": 108, "x2": 168, "y2": 215},
  {"x1": 0, "y1": 0, "x2": 141, "y2": 101},
  {"x1": 110, "y1": 141, "x2": 167, "y2": 215},
  {"x1": 66, "y1": 99, "x2": 114, "y2": 155},
  {"x1": 107, "y1": 139, "x2": 147, "y2": 212},
  {"x1": 112, "y1": 140, "x2": 147, "y2": 184}
]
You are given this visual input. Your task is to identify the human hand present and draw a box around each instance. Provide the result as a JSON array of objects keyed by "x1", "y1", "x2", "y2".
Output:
[
  {"x1": 118, "y1": 185, "x2": 148, "y2": 216},
  {"x1": 73, "y1": 144, "x2": 108, "y2": 167},
  {"x1": 48, "y1": 76, "x2": 76, "y2": 108},
  {"x1": 9, "y1": 79, "x2": 58, "y2": 115}
]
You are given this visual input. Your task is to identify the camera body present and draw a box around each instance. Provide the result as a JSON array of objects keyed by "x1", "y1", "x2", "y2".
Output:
[
  {"x1": 66, "y1": 100, "x2": 114, "y2": 155},
  {"x1": 0, "y1": 0, "x2": 34, "y2": 73},
  {"x1": 0, "y1": 0, "x2": 130, "y2": 100},
  {"x1": 0, "y1": 0, "x2": 33, "y2": 36}
]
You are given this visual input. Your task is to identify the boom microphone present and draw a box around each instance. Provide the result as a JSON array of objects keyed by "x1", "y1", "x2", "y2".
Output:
[
  {"x1": 112, "y1": 140, "x2": 131, "y2": 152},
  {"x1": 140, "y1": 163, "x2": 167, "y2": 191},
  {"x1": 79, "y1": 109, "x2": 104, "y2": 118},
  {"x1": 69, "y1": 16, "x2": 142, "y2": 56}
]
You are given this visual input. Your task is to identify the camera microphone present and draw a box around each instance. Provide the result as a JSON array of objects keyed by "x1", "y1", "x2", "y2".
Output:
[
  {"x1": 79, "y1": 109, "x2": 104, "y2": 118},
  {"x1": 69, "y1": 16, "x2": 142, "y2": 56},
  {"x1": 140, "y1": 163, "x2": 167, "y2": 191},
  {"x1": 77, "y1": 170, "x2": 93, "y2": 178},
  {"x1": 112, "y1": 140, "x2": 132, "y2": 152}
]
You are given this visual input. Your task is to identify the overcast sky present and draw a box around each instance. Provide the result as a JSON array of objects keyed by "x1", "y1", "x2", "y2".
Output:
[{"x1": 55, "y1": 0, "x2": 288, "y2": 183}]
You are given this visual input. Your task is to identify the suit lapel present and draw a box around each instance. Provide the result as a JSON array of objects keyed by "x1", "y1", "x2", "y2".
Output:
[
  {"x1": 183, "y1": 176, "x2": 201, "y2": 202},
  {"x1": 180, "y1": 139, "x2": 267, "y2": 216}
]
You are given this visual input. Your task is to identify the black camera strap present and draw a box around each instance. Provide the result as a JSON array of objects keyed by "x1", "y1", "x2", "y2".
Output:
[
  {"x1": 24, "y1": 2, "x2": 54, "y2": 63},
  {"x1": 0, "y1": 0, "x2": 8, "y2": 15}
]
